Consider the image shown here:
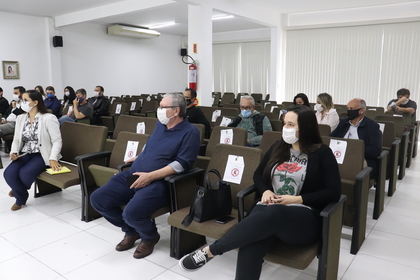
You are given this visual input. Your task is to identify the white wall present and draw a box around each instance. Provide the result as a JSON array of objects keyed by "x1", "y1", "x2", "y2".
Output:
[
  {"x1": 59, "y1": 22, "x2": 187, "y2": 99},
  {"x1": 0, "y1": 11, "x2": 52, "y2": 100}
]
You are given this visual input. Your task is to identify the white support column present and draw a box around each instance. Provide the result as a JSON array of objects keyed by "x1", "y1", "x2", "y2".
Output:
[
  {"x1": 45, "y1": 18, "x2": 63, "y2": 95},
  {"x1": 270, "y1": 17, "x2": 286, "y2": 103},
  {"x1": 188, "y1": 4, "x2": 213, "y2": 106}
]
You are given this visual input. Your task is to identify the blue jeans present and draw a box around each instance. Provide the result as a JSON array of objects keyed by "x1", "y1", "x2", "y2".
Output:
[
  {"x1": 58, "y1": 115, "x2": 76, "y2": 126},
  {"x1": 4, "y1": 153, "x2": 46, "y2": 206},
  {"x1": 90, "y1": 170, "x2": 169, "y2": 241}
]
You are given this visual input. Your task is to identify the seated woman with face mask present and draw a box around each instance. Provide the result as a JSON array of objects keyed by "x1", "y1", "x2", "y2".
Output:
[
  {"x1": 315, "y1": 92, "x2": 339, "y2": 131},
  {"x1": 4, "y1": 90, "x2": 62, "y2": 211},
  {"x1": 179, "y1": 105, "x2": 342, "y2": 280}
]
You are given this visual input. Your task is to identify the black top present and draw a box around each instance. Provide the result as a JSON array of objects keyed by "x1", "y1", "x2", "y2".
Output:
[
  {"x1": 330, "y1": 116, "x2": 381, "y2": 178},
  {"x1": 387, "y1": 98, "x2": 417, "y2": 125},
  {"x1": 253, "y1": 144, "x2": 341, "y2": 213},
  {"x1": 88, "y1": 96, "x2": 110, "y2": 116},
  {"x1": 186, "y1": 105, "x2": 211, "y2": 138},
  {"x1": 0, "y1": 97, "x2": 9, "y2": 115}
]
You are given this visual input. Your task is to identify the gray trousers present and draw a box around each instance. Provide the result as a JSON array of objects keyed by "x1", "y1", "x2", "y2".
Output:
[{"x1": 0, "y1": 122, "x2": 16, "y2": 137}]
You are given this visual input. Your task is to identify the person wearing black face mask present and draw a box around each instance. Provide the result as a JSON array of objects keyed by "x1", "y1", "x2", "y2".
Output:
[
  {"x1": 58, "y1": 88, "x2": 93, "y2": 126},
  {"x1": 330, "y1": 98, "x2": 381, "y2": 178},
  {"x1": 183, "y1": 88, "x2": 211, "y2": 138}
]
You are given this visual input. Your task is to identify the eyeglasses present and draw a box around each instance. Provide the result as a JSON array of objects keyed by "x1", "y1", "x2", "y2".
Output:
[
  {"x1": 158, "y1": 106, "x2": 176, "y2": 110},
  {"x1": 240, "y1": 106, "x2": 253, "y2": 110}
]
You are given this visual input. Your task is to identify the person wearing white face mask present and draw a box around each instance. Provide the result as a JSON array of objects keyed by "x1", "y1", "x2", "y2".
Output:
[
  {"x1": 88, "y1": 85, "x2": 110, "y2": 125},
  {"x1": 4, "y1": 90, "x2": 62, "y2": 211},
  {"x1": 0, "y1": 86, "x2": 26, "y2": 143},
  {"x1": 179, "y1": 105, "x2": 341, "y2": 278},
  {"x1": 387, "y1": 88, "x2": 417, "y2": 125},
  {"x1": 90, "y1": 92, "x2": 200, "y2": 259},
  {"x1": 228, "y1": 96, "x2": 272, "y2": 147},
  {"x1": 315, "y1": 92, "x2": 339, "y2": 131}
]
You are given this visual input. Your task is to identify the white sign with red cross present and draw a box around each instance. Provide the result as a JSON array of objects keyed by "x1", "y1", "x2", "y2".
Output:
[
  {"x1": 123, "y1": 141, "x2": 139, "y2": 162},
  {"x1": 220, "y1": 129, "x2": 233, "y2": 145},
  {"x1": 223, "y1": 155, "x2": 244, "y2": 184},
  {"x1": 329, "y1": 139, "x2": 347, "y2": 165},
  {"x1": 136, "y1": 122, "x2": 146, "y2": 134}
]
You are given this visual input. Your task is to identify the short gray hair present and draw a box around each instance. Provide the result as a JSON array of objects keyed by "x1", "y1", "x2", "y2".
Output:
[
  {"x1": 359, "y1": 99, "x2": 366, "y2": 109},
  {"x1": 164, "y1": 92, "x2": 187, "y2": 117},
  {"x1": 240, "y1": 95, "x2": 255, "y2": 106}
]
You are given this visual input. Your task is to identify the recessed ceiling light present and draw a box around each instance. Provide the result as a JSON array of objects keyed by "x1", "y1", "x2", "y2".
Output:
[
  {"x1": 212, "y1": 14, "x2": 234, "y2": 20},
  {"x1": 146, "y1": 21, "x2": 176, "y2": 28}
]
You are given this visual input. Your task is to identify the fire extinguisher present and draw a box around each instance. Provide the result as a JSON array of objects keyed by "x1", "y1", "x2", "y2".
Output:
[{"x1": 189, "y1": 63, "x2": 197, "y2": 90}]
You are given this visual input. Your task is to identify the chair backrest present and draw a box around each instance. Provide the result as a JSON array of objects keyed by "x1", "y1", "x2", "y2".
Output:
[
  {"x1": 108, "y1": 102, "x2": 128, "y2": 117},
  {"x1": 207, "y1": 144, "x2": 263, "y2": 209},
  {"x1": 251, "y1": 93, "x2": 263, "y2": 103},
  {"x1": 220, "y1": 92, "x2": 235, "y2": 104},
  {"x1": 384, "y1": 111, "x2": 413, "y2": 126},
  {"x1": 281, "y1": 101, "x2": 294, "y2": 108},
  {"x1": 318, "y1": 124, "x2": 331, "y2": 136},
  {"x1": 366, "y1": 106, "x2": 385, "y2": 114},
  {"x1": 206, "y1": 126, "x2": 248, "y2": 157},
  {"x1": 140, "y1": 100, "x2": 159, "y2": 113},
  {"x1": 109, "y1": 132, "x2": 150, "y2": 168},
  {"x1": 199, "y1": 106, "x2": 239, "y2": 126},
  {"x1": 375, "y1": 115, "x2": 406, "y2": 137},
  {"x1": 112, "y1": 114, "x2": 158, "y2": 139},
  {"x1": 376, "y1": 120, "x2": 396, "y2": 148},
  {"x1": 259, "y1": 131, "x2": 282, "y2": 155},
  {"x1": 192, "y1": 123, "x2": 205, "y2": 144},
  {"x1": 61, "y1": 122, "x2": 108, "y2": 164},
  {"x1": 270, "y1": 119, "x2": 283, "y2": 131},
  {"x1": 321, "y1": 136, "x2": 365, "y2": 181}
]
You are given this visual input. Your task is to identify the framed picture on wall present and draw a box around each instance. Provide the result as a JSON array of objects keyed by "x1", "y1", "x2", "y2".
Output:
[{"x1": 2, "y1": 61, "x2": 20, "y2": 79}]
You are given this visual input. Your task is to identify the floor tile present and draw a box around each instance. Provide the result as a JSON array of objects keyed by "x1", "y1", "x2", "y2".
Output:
[{"x1": 0, "y1": 253, "x2": 60, "y2": 280}]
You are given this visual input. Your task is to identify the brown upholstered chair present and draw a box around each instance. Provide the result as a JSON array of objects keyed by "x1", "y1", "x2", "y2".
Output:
[
  {"x1": 76, "y1": 132, "x2": 150, "y2": 221},
  {"x1": 322, "y1": 136, "x2": 371, "y2": 254},
  {"x1": 34, "y1": 122, "x2": 108, "y2": 198},
  {"x1": 167, "y1": 144, "x2": 264, "y2": 259}
]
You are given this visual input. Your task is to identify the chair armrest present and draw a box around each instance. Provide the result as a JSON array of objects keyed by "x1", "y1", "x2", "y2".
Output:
[
  {"x1": 320, "y1": 195, "x2": 347, "y2": 218},
  {"x1": 166, "y1": 168, "x2": 205, "y2": 212},
  {"x1": 237, "y1": 185, "x2": 259, "y2": 221},
  {"x1": 117, "y1": 162, "x2": 132, "y2": 172},
  {"x1": 75, "y1": 151, "x2": 112, "y2": 164}
]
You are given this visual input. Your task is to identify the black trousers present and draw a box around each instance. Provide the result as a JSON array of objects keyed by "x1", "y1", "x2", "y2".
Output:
[{"x1": 209, "y1": 204, "x2": 320, "y2": 280}]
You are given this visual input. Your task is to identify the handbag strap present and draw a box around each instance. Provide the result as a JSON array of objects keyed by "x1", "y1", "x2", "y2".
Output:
[
  {"x1": 181, "y1": 188, "x2": 205, "y2": 227},
  {"x1": 205, "y1": 169, "x2": 223, "y2": 190}
]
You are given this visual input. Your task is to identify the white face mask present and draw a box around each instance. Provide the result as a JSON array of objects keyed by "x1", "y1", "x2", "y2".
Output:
[
  {"x1": 402, "y1": 99, "x2": 409, "y2": 105},
  {"x1": 157, "y1": 108, "x2": 174, "y2": 125},
  {"x1": 13, "y1": 94, "x2": 20, "y2": 101},
  {"x1": 21, "y1": 100, "x2": 34, "y2": 112},
  {"x1": 94, "y1": 91, "x2": 100, "y2": 97},
  {"x1": 282, "y1": 127, "x2": 299, "y2": 144},
  {"x1": 64, "y1": 91, "x2": 69, "y2": 96},
  {"x1": 315, "y1": 103, "x2": 324, "y2": 112}
]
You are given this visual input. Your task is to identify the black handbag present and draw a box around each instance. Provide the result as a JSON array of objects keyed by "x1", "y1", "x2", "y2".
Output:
[{"x1": 182, "y1": 169, "x2": 232, "y2": 227}]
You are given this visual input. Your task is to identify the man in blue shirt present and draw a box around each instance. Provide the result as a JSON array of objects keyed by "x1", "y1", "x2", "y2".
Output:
[
  {"x1": 90, "y1": 92, "x2": 200, "y2": 259},
  {"x1": 44, "y1": 86, "x2": 61, "y2": 117}
]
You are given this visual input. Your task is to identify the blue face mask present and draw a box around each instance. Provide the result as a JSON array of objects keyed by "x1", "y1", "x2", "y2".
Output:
[
  {"x1": 47, "y1": 93, "x2": 54, "y2": 99},
  {"x1": 241, "y1": 109, "x2": 252, "y2": 118}
]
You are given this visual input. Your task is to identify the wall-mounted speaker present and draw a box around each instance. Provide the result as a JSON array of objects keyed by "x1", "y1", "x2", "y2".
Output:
[
  {"x1": 180, "y1": 48, "x2": 187, "y2": 56},
  {"x1": 53, "y1": 36, "x2": 63, "y2": 47}
]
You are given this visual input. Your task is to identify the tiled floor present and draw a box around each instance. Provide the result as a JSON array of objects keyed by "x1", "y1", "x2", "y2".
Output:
[{"x1": 1, "y1": 147, "x2": 420, "y2": 280}]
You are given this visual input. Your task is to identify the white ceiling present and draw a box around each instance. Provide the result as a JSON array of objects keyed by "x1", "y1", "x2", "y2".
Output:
[{"x1": 0, "y1": 0, "x2": 417, "y2": 35}]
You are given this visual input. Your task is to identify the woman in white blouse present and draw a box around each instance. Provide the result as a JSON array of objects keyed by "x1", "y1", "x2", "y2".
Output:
[
  {"x1": 4, "y1": 90, "x2": 62, "y2": 211},
  {"x1": 315, "y1": 92, "x2": 339, "y2": 131}
]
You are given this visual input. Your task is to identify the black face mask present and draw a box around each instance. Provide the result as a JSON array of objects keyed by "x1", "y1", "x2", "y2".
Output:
[
  {"x1": 347, "y1": 109, "x2": 360, "y2": 120},
  {"x1": 186, "y1": 99, "x2": 192, "y2": 106}
]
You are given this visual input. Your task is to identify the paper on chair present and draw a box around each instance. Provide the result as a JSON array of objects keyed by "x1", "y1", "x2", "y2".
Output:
[{"x1": 329, "y1": 139, "x2": 347, "y2": 164}]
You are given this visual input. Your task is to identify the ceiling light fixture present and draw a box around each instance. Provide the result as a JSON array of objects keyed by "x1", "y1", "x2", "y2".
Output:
[
  {"x1": 212, "y1": 14, "x2": 234, "y2": 20},
  {"x1": 147, "y1": 21, "x2": 176, "y2": 29},
  {"x1": 107, "y1": 24, "x2": 160, "y2": 39}
]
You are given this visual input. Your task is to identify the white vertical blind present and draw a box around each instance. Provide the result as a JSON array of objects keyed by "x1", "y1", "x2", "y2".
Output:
[
  {"x1": 213, "y1": 41, "x2": 270, "y2": 95},
  {"x1": 285, "y1": 22, "x2": 420, "y2": 108}
]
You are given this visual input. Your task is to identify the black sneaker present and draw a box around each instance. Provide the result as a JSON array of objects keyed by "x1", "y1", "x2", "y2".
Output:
[{"x1": 179, "y1": 249, "x2": 210, "y2": 271}]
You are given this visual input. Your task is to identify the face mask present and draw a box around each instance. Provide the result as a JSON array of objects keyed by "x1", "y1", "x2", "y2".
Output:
[
  {"x1": 315, "y1": 103, "x2": 323, "y2": 112},
  {"x1": 186, "y1": 99, "x2": 192, "y2": 106},
  {"x1": 402, "y1": 99, "x2": 409, "y2": 105},
  {"x1": 282, "y1": 127, "x2": 299, "y2": 144},
  {"x1": 47, "y1": 93, "x2": 54, "y2": 99},
  {"x1": 78, "y1": 97, "x2": 85, "y2": 104},
  {"x1": 157, "y1": 108, "x2": 174, "y2": 125},
  {"x1": 241, "y1": 109, "x2": 252, "y2": 118},
  {"x1": 94, "y1": 91, "x2": 100, "y2": 97},
  {"x1": 21, "y1": 101, "x2": 34, "y2": 112},
  {"x1": 13, "y1": 94, "x2": 20, "y2": 101},
  {"x1": 347, "y1": 109, "x2": 360, "y2": 120},
  {"x1": 64, "y1": 91, "x2": 69, "y2": 96}
]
